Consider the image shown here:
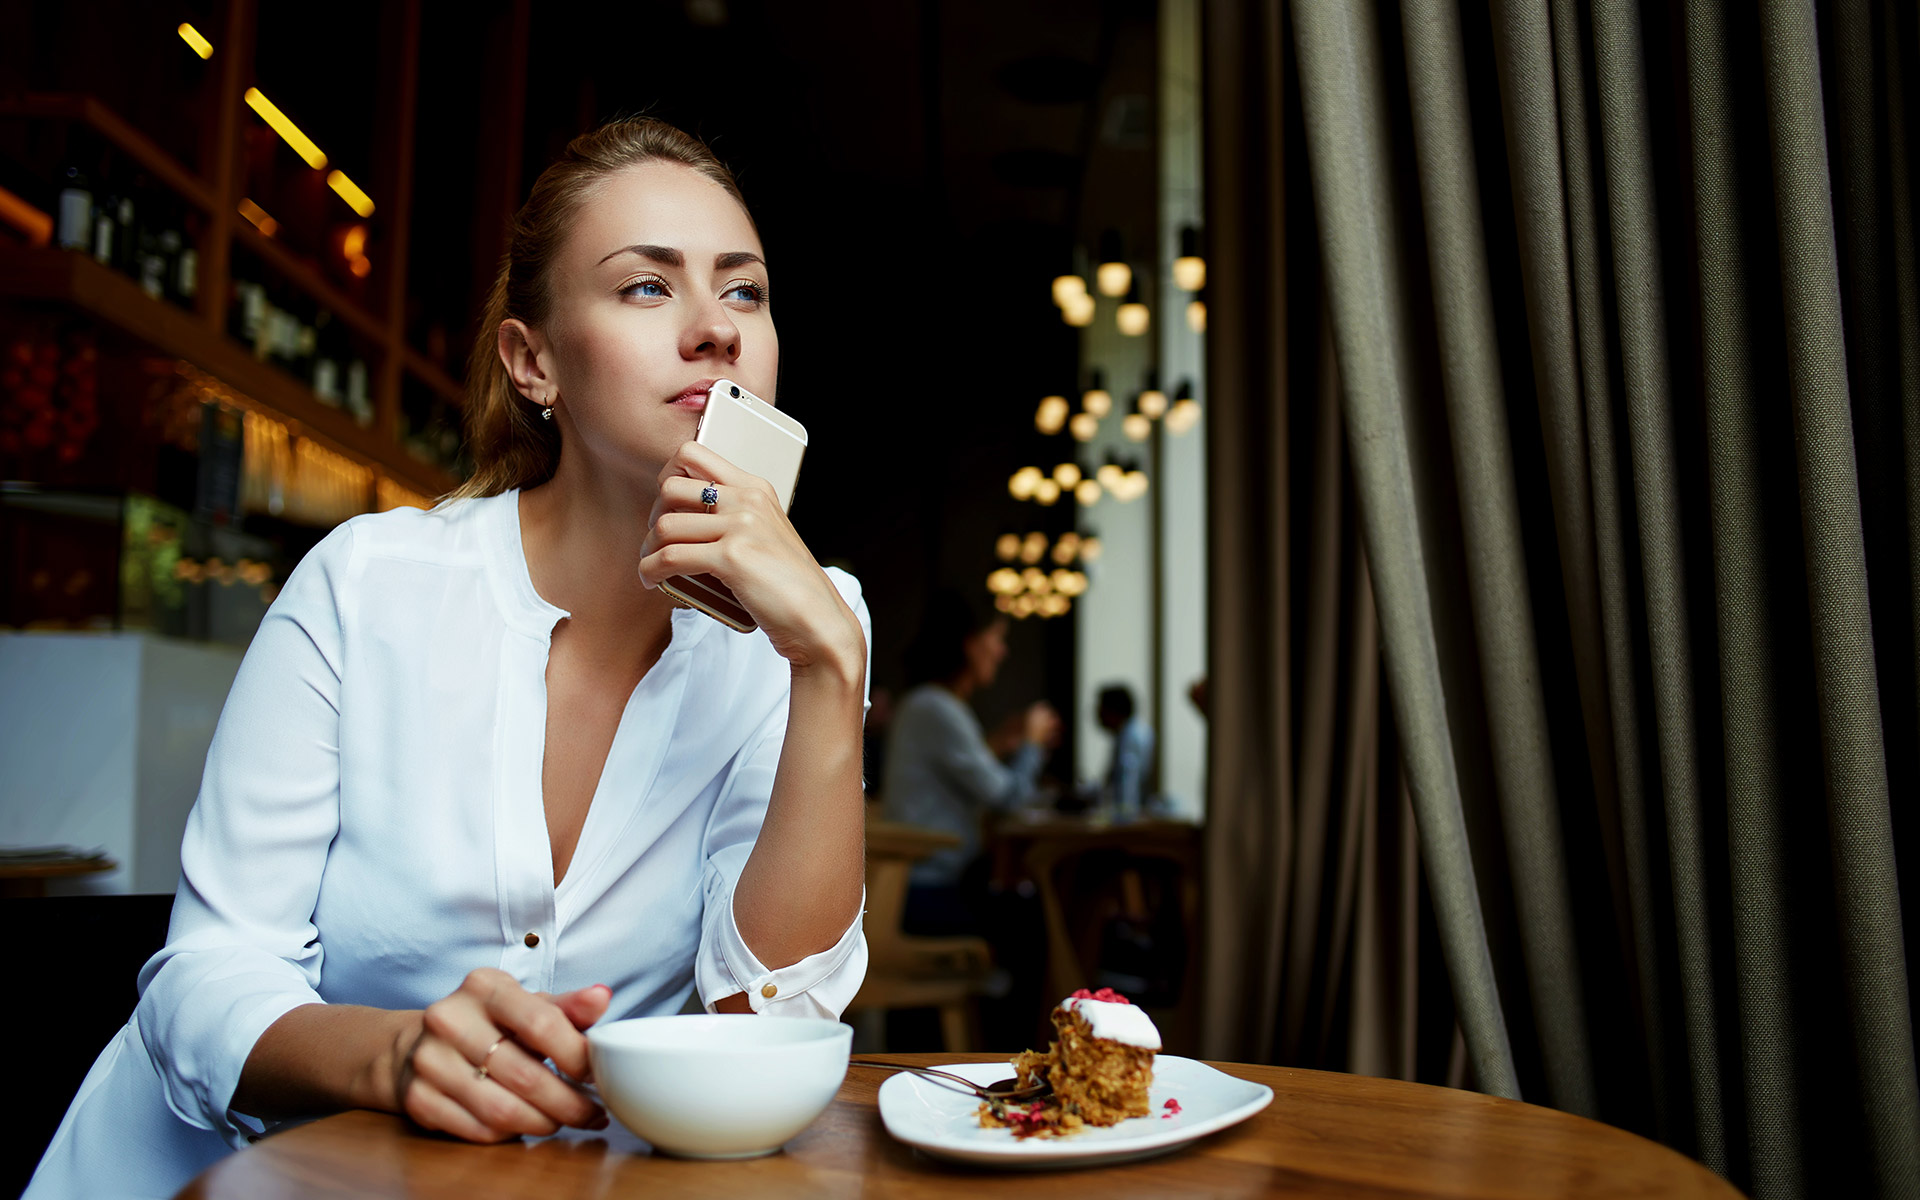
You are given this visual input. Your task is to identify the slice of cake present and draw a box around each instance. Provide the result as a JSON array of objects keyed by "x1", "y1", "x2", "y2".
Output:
[{"x1": 979, "y1": 987, "x2": 1161, "y2": 1138}]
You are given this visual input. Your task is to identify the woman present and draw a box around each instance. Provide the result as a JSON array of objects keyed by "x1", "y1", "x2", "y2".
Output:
[
  {"x1": 28, "y1": 118, "x2": 870, "y2": 1199},
  {"x1": 880, "y1": 590, "x2": 1059, "y2": 933}
]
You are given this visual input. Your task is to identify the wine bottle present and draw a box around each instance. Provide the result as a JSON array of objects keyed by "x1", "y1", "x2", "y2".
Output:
[{"x1": 55, "y1": 167, "x2": 92, "y2": 250}]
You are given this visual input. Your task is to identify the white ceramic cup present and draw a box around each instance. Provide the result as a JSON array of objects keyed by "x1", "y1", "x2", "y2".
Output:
[{"x1": 586, "y1": 1014, "x2": 853, "y2": 1159}]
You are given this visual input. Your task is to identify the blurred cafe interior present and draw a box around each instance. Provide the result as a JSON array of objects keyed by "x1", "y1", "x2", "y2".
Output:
[{"x1": 3, "y1": 0, "x2": 1918, "y2": 1197}]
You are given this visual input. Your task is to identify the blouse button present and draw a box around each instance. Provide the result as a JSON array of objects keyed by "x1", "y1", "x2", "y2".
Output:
[
  {"x1": 524, "y1": 932, "x2": 540, "y2": 948},
  {"x1": 761, "y1": 983, "x2": 778, "y2": 999}
]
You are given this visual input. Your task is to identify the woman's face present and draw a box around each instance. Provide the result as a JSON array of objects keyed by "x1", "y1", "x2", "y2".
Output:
[
  {"x1": 963, "y1": 619, "x2": 1010, "y2": 689},
  {"x1": 534, "y1": 161, "x2": 776, "y2": 483}
]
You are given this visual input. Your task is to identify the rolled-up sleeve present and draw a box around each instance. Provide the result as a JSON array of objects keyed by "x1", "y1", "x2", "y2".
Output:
[
  {"x1": 693, "y1": 574, "x2": 871, "y2": 1018},
  {"x1": 134, "y1": 523, "x2": 355, "y2": 1145}
]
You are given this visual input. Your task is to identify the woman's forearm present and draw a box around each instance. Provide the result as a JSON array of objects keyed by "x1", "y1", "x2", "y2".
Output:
[
  {"x1": 232, "y1": 1002, "x2": 420, "y2": 1121},
  {"x1": 730, "y1": 641, "x2": 868, "y2": 969}
]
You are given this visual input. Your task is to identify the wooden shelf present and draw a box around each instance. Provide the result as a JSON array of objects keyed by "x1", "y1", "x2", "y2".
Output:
[
  {"x1": 232, "y1": 222, "x2": 388, "y2": 343},
  {"x1": 0, "y1": 93, "x2": 216, "y2": 213},
  {"x1": 0, "y1": 244, "x2": 456, "y2": 497},
  {"x1": 402, "y1": 348, "x2": 466, "y2": 406}
]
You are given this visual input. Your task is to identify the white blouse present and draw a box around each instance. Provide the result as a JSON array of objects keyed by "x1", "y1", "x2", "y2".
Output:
[{"x1": 27, "y1": 490, "x2": 870, "y2": 1200}]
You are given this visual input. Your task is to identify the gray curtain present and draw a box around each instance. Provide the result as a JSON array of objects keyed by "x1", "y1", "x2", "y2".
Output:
[{"x1": 1200, "y1": 0, "x2": 1920, "y2": 1196}]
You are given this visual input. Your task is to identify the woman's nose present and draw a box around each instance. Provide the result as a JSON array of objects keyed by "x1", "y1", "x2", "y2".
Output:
[{"x1": 682, "y1": 297, "x2": 741, "y2": 361}]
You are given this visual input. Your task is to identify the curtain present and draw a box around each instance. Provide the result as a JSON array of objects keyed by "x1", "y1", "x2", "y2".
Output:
[{"x1": 1199, "y1": 1, "x2": 1920, "y2": 1196}]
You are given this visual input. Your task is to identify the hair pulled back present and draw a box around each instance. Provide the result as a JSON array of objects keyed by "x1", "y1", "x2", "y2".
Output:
[{"x1": 451, "y1": 117, "x2": 748, "y2": 500}]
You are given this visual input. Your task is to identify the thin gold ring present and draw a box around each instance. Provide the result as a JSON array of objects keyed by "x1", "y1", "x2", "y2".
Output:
[{"x1": 475, "y1": 1037, "x2": 505, "y2": 1081}]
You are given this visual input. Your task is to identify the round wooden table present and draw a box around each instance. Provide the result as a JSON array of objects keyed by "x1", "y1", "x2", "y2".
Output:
[{"x1": 179, "y1": 1052, "x2": 1743, "y2": 1198}]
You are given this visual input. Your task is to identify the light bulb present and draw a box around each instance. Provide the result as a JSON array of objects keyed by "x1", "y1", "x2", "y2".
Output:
[
  {"x1": 1009, "y1": 467, "x2": 1042, "y2": 499},
  {"x1": 1166, "y1": 397, "x2": 1201, "y2": 434},
  {"x1": 996, "y1": 533, "x2": 1021, "y2": 561},
  {"x1": 1020, "y1": 532, "x2": 1048, "y2": 563},
  {"x1": 1053, "y1": 461, "x2": 1082, "y2": 488},
  {"x1": 1012, "y1": 593, "x2": 1037, "y2": 617},
  {"x1": 1139, "y1": 388, "x2": 1168, "y2": 418},
  {"x1": 1173, "y1": 255, "x2": 1206, "y2": 292},
  {"x1": 1034, "y1": 478, "x2": 1061, "y2": 505},
  {"x1": 1124, "y1": 469, "x2": 1149, "y2": 499},
  {"x1": 1123, "y1": 413, "x2": 1151, "y2": 442},
  {"x1": 1080, "y1": 536, "x2": 1103, "y2": 562},
  {"x1": 1074, "y1": 478, "x2": 1102, "y2": 505},
  {"x1": 1069, "y1": 412, "x2": 1099, "y2": 442},
  {"x1": 1117, "y1": 300, "x2": 1149, "y2": 336},
  {"x1": 1082, "y1": 388, "x2": 1112, "y2": 418},
  {"x1": 1035, "y1": 394, "x2": 1069, "y2": 434},
  {"x1": 1051, "y1": 533, "x2": 1080, "y2": 564},
  {"x1": 1186, "y1": 298, "x2": 1206, "y2": 333},
  {"x1": 1040, "y1": 592, "x2": 1071, "y2": 617},
  {"x1": 988, "y1": 567, "x2": 1023, "y2": 595},
  {"x1": 1096, "y1": 260, "x2": 1132, "y2": 297},
  {"x1": 995, "y1": 593, "x2": 1015, "y2": 613},
  {"x1": 1023, "y1": 567, "x2": 1051, "y2": 594},
  {"x1": 1051, "y1": 274, "x2": 1088, "y2": 307},
  {"x1": 1063, "y1": 292, "x2": 1096, "y2": 326},
  {"x1": 1096, "y1": 461, "x2": 1125, "y2": 490}
]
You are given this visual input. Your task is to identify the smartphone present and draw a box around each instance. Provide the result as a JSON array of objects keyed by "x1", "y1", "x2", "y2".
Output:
[{"x1": 658, "y1": 379, "x2": 808, "y2": 632}]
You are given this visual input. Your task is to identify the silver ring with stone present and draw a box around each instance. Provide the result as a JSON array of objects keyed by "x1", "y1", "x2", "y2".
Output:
[{"x1": 701, "y1": 483, "x2": 719, "y2": 512}]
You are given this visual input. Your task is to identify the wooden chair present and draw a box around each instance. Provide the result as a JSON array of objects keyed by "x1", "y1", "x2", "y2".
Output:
[{"x1": 845, "y1": 812, "x2": 995, "y2": 1051}]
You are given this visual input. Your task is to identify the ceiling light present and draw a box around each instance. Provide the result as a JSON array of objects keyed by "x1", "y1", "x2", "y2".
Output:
[
  {"x1": 1082, "y1": 372, "x2": 1111, "y2": 418},
  {"x1": 1020, "y1": 532, "x2": 1048, "y2": 563},
  {"x1": 1122, "y1": 413, "x2": 1151, "y2": 442},
  {"x1": 1051, "y1": 274, "x2": 1088, "y2": 307},
  {"x1": 1035, "y1": 394, "x2": 1069, "y2": 435},
  {"x1": 1034, "y1": 478, "x2": 1062, "y2": 505},
  {"x1": 995, "y1": 533, "x2": 1022, "y2": 561},
  {"x1": 1166, "y1": 379, "x2": 1201, "y2": 435},
  {"x1": 1116, "y1": 284, "x2": 1149, "y2": 336},
  {"x1": 1138, "y1": 378, "x2": 1168, "y2": 419},
  {"x1": 244, "y1": 87, "x2": 327, "y2": 169},
  {"x1": 1096, "y1": 459, "x2": 1125, "y2": 490},
  {"x1": 988, "y1": 567, "x2": 1023, "y2": 595},
  {"x1": 1079, "y1": 535, "x2": 1103, "y2": 563},
  {"x1": 1053, "y1": 461, "x2": 1082, "y2": 488},
  {"x1": 1173, "y1": 226, "x2": 1206, "y2": 291},
  {"x1": 1009, "y1": 467, "x2": 1041, "y2": 500},
  {"x1": 1062, "y1": 291, "x2": 1096, "y2": 327},
  {"x1": 1186, "y1": 298, "x2": 1206, "y2": 333},
  {"x1": 1074, "y1": 478, "x2": 1102, "y2": 505},
  {"x1": 178, "y1": 23, "x2": 214, "y2": 58},
  {"x1": 1069, "y1": 412, "x2": 1098, "y2": 442},
  {"x1": 1096, "y1": 230, "x2": 1131, "y2": 296}
]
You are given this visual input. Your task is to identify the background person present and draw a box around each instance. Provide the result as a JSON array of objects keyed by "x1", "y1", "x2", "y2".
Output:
[{"x1": 1095, "y1": 683, "x2": 1155, "y2": 819}]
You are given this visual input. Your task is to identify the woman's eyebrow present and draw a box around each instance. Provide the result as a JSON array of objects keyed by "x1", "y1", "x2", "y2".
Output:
[
  {"x1": 599, "y1": 243, "x2": 682, "y2": 267},
  {"x1": 716, "y1": 251, "x2": 765, "y2": 270}
]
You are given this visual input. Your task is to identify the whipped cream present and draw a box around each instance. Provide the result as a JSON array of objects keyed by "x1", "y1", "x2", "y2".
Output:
[{"x1": 1061, "y1": 995, "x2": 1162, "y2": 1050}]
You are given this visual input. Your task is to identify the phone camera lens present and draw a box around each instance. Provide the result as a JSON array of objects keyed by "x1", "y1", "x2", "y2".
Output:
[{"x1": 730, "y1": 385, "x2": 741, "y2": 398}]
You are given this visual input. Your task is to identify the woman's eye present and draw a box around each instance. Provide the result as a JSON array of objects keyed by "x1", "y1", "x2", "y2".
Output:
[
  {"x1": 723, "y1": 281, "x2": 767, "y2": 306},
  {"x1": 622, "y1": 278, "x2": 669, "y2": 299}
]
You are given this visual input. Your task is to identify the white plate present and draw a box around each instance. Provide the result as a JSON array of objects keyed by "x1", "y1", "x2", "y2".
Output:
[{"x1": 877, "y1": 1056, "x2": 1273, "y2": 1170}]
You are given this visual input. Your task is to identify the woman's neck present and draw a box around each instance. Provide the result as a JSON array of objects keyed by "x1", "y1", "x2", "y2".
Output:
[{"x1": 517, "y1": 456, "x2": 674, "y2": 634}]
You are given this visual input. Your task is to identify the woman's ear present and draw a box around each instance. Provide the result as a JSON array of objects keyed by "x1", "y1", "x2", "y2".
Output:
[{"x1": 498, "y1": 318, "x2": 553, "y2": 402}]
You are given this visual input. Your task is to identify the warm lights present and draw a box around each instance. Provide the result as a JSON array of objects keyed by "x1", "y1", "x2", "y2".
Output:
[
  {"x1": 1039, "y1": 593, "x2": 1071, "y2": 617},
  {"x1": 1074, "y1": 478, "x2": 1102, "y2": 506},
  {"x1": 1035, "y1": 394, "x2": 1069, "y2": 435},
  {"x1": 1096, "y1": 460, "x2": 1125, "y2": 491},
  {"x1": 1009, "y1": 465, "x2": 1044, "y2": 500},
  {"x1": 1053, "y1": 462, "x2": 1082, "y2": 489},
  {"x1": 1051, "y1": 274, "x2": 1088, "y2": 308},
  {"x1": 988, "y1": 567, "x2": 1024, "y2": 595},
  {"x1": 1034, "y1": 478, "x2": 1062, "y2": 505},
  {"x1": 1187, "y1": 298, "x2": 1206, "y2": 333},
  {"x1": 1080, "y1": 535, "x2": 1103, "y2": 563},
  {"x1": 1173, "y1": 226, "x2": 1206, "y2": 291},
  {"x1": 1166, "y1": 380, "x2": 1201, "y2": 435},
  {"x1": 245, "y1": 88, "x2": 328, "y2": 169},
  {"x1": 1116, "y1": 284, "x2": 1149, "y2": 336},
  {"x1": 1082, "y1": 376, "x2": 1112, "y2": 418},
  {"x1": 1023, "y1": 567, "x2": 1051, "y2": 595},
  {"x1": 1051, "y1": 532, "x2": 1082, "y2": 564},
  {"x1": 1139, "y1": 384, "x2": 1168, "y2": 419},
  {"x1": 1020, "y1": 532, "x2": 1049, "y2": 564},
  {"x1": 1062, "y1": 291, "x2": 1095, "y2": 327},
  {"x1": 1053, "y1": 569, "x2": 1089, "y2": 597},
  {"x1": 177, "y1": 23, "x2": 214, "y2": 59},
  {"x1": 1096, "y1": 260, "x2": 1131, "y2": 297},
  {"x1": 1123, "y1": 413, "x2": 1151, "y2": 442},
  {"x1": 328, "y1": 170, "x2": 376, "y2": 217},
  {"x1": 237, "y1": 197, "x2": 279, "y2": 238},
  {"x1": 1068, "y1": 412, "x2": 1098, "y2": 442},
  {"x1": 996, "y1": 532, "x2": 1022, "y2": 562}
]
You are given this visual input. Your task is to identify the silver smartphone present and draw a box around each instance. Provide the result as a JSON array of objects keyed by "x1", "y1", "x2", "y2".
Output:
[{"x1": 659, "y1": 379, "x2": 808, "y2": 632}]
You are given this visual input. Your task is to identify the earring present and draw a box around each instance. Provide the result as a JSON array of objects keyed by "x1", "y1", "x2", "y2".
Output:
[{"x1": 540, "y1": 393, "x2": 554, "y2": 420}]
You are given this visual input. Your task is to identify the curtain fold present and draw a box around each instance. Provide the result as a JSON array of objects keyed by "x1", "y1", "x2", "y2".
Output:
[{"x1": 1200, "y1": 0, "x2": 1920, "y2": 1195}]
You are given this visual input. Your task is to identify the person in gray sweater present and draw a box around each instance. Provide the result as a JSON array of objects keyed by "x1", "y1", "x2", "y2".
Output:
[{"x1": 880, "y1": 590, "x2": 1060, "y2": 931}]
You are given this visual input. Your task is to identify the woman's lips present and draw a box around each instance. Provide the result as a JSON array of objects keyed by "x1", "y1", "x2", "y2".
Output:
[{"x1": 668, "y1": 382, "x2": 713, "y2": 410}]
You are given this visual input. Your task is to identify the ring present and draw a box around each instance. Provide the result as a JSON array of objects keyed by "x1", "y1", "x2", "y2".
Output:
[
  {"x1": 475, "y1": 1037, "x2": 505, "y2": 1081},
  {"x1": 701, "y1": 483, "x2": 719, "y2": 512}
]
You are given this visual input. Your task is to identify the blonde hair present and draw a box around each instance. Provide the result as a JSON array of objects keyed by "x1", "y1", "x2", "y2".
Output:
[{"x1": 450, "y1": 117, "x2": 750, "y2": 500}]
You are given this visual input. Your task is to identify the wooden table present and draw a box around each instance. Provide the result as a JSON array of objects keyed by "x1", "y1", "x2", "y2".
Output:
[
  {"x1": 179, "y1": 1052, "x2": 1743, "y2": 1199},
  {"x1": 0, "y1": 854, "x2": 116, "y2": 897}
]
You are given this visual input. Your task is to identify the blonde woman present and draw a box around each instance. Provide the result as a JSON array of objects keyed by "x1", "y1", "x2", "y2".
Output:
[{"x1": 29, "y1": 118, "x2": 869, "y2": 1199}]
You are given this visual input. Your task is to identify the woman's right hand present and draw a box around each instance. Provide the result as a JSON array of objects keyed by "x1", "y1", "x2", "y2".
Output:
[
  {"x1": 394, "y1": 968, "x2": 611, "y2": 1143},
  {"x1": 1024, "y1": 701, "x2": 1063, "y2": 748}
]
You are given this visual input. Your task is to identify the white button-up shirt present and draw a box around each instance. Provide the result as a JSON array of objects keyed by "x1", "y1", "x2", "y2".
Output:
[{"x1": 27, "y1": 490, "x2": 869, "y2": 1200}]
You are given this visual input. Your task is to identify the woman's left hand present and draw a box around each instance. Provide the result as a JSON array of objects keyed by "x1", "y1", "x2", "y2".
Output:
[{"x1": 639, "y1": 440, "x2": 863, "y2": 674}]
